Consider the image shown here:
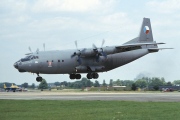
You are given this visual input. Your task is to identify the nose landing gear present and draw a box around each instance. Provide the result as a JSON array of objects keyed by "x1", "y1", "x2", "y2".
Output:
[{"x1": 36, "y1": 73, "x2": 43, "y2": 82}]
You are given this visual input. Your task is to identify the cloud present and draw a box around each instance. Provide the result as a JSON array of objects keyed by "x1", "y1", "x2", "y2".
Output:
[
  {"x1": 147, "y1": 0, "x2": 180, "y2": 13},
  {"x1": 32, "y1": 0, "x2": 114, "y2": 13}
]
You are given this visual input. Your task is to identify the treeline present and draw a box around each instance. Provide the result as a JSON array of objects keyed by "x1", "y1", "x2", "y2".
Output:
[
  {"x1": 50, "y1": 77, "x2": 180, "y2": 91},
  {"x1": 1, "y1": 77, "x2": 180, "y2": 91}
]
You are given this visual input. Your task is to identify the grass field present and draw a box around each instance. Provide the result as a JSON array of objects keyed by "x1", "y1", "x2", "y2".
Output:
[{"x1": 0, "y1": 100, "x2": 180, "y2": 120}]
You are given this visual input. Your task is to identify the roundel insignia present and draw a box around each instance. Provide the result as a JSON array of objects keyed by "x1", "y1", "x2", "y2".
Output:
[{"x1": 143, "y1": 26, "x2": 150, "y2": 34}]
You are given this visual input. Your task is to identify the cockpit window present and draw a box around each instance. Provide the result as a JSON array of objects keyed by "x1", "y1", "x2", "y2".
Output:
[{"x1": 21, "y1": 55, "x2": 39, "y2": 62}]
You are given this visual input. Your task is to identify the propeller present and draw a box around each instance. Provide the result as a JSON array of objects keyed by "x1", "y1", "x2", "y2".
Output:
[
  {"x1": 71, "y1": 41, "x2": 83, "y2": 65},
  {"x1": 92, "y1": 39, "x2": 107, "y2": 62},
  {"x1": 26, "y1": 46, "x2": 40, "y2": 55}
]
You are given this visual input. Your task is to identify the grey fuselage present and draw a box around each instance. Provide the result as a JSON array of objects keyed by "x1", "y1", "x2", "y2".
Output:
[{"x1": 14, "y1": 46, "x2": 154, "y2": 75}]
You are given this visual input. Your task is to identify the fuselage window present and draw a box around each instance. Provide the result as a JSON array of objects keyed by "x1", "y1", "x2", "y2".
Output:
[
  {"x1": 58, "y1": 60, "x2": 60, "y2": 62},
  {"x1": 62, "y1": 60, "x2": 64, "y2": 62}
]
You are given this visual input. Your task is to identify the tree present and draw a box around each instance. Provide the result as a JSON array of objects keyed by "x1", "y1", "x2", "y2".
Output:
[
  {"x1": 135, "y1": 79, "x2": 147, "y2": 88},
  {"x1": 94, "y1": 80, "x2": 100, "y2": 87},
  {"x1": 131, "y1": 83, "x2": 137, "y2": 91},
  {"x1": 21, "y1": 82, "x2": 28, "y2": 88},
  {"x1": 81, "y1": 78, "x2": 93, "y2": 87},
  {"x1": 149, "y1": 77, "x2": 165, "y2": 86},
  {"x1": 86, "y1": 80, "x2": 92, "y2": 87},
  {"x1": 153, "y1": 85, "x2": 159, "y2": 91},
  {"x1": 123, "y1": 80, "x2": 134, "y2": 87},
  {"x1": 30, "y1": 83, "x2": 35, "y2": 89},
  {"x1": 173, "y1": 80, "x2": 180, "y2": 86},
  {"x1": 81, "y1": 77, "x2": 87, "y2": 87},
  {"x1": 113, "y1": 79, "x2": 122, "y2": 86},
  {"x1": 38, "y1": 79, "x2": 48, "y2": 90},
  {"x1": 102, "y1": 80, "x2": 107, "y2": 87},
  {"x1": 109, "y1": 79, "x2": 113, "y2": 87},
  {"x1": 166, "y1": 81, "x2": 172, "y2": 86},
  {"x1": 61, "y1": 81, "x2": 68, "y2": 86},
  {"x1": 54, "y1": 82, "x2": 61, "y2": 86}
]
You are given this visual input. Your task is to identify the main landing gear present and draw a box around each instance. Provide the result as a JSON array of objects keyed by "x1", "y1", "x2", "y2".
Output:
[
  {"x1": 69, "y1": 73, "x2": 99, "y2": 80},
  {"x1": 69, "y1": 74, "x2": 81, "y2": 80},
  {"x1": 87, "y1": 73, "x2": 99, "y2": 79},
  {"x1": 36, "y1": 73, "x2": 43, "y2": 82}
]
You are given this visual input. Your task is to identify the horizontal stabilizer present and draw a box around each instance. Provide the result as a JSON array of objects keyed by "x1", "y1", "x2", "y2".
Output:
[
  {"x1": 148, "y1": 48, "x2": 173, "y2": 52},
  {"x1": 148, "y1": 48, "x2": 174, "y2": 50},
  {"x1": 116, "y1": 42, "x2": 165, "y2": 49}
]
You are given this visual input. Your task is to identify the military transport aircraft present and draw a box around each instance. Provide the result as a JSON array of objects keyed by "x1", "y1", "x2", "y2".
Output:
[{"x1": 13, "y1": 18, "x2": 171, "y2": 82}]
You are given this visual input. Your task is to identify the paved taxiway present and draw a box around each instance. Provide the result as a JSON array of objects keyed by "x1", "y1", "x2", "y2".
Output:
[{"x1": 0, "y1": 92, "x2": 180, "y2": 102}]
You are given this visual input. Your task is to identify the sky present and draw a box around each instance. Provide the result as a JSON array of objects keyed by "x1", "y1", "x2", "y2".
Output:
[{"x1": 0, "y1": 0, "x2": 180, "y2": 85}]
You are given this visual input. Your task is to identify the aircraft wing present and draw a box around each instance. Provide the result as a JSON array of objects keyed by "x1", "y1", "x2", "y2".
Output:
[{"x1": 116, "y1": 42, "x2": 165, "y2": 49}]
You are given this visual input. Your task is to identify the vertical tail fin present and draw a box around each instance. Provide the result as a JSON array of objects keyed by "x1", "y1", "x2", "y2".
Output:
[
  {"x1": 139, "y1": 18, "x2": 154, "y2": 42},
  {"x1": 4, "y1": 84, "x2": 7, "y2": 88},
  {"x1": 123, "y1": 18, "x2": 154, "y2": 45}
]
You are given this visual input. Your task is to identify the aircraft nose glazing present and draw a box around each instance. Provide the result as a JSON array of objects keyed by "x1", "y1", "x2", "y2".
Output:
[{"x1": 13, "y1": 62, "x2": 18, "y2": 69}]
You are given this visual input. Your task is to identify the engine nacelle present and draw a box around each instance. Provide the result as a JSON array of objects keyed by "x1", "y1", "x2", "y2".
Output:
[
  {"x1": 103, "y1": 47, "x2": 116, "y2": 54},
  {"x1": 81, "y1": 49, "x2": 96, "y2": 57}
]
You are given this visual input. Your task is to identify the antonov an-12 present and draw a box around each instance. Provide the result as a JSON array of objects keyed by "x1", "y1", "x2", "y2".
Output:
[{"x1": 14, "y1": 18, "x2": 171, "y2": 82}]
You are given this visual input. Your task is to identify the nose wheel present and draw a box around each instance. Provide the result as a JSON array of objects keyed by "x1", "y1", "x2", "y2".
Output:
[
  {"x1": 36, "y1": 73, "x2": 43, "y2": 82},
  {"x1": 36, "y1": 76, "x2": 43, "y2": 82}
]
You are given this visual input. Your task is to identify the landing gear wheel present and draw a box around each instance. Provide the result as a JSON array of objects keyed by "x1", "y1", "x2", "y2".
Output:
[
  {"x1": 93, "y1": 73, "x2": 99, "y2": 79},
  {"x1": 70, "y1": 74, "x2": 76, "y2": 79},
  {"x1": 36, "y1": 76, "x2": 43, "y2": 82},
  {"x1": 70, "y1": 74, "x2": 81, "y2": 80},
  {"x1": 75, "y1": 74, "x2": 81, "y2": 79},
  {"x1": 87, "y1": 73, "x2": 93, "y2": 79}
]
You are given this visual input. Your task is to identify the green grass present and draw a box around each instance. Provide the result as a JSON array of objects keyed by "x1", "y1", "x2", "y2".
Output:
[{"x1": 0, "y1": 100, "x2": 180, "y2": 120}]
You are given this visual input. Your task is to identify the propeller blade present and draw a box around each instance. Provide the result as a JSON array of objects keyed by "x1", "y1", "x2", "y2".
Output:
[
  {"x1": 75, "y1": 41, "x2": 78, "y2": 50},
  {"x1": 77, "y1": 56, "x2": 82, "y2": 65},
  {"x1": 101, "y1": 39, "x2": 105, "y2": 48},
  {"x1": 28, "y1": 47, "x2": 32, "y2": 53},
  {"x1": 92, "y1": 44, "x2": 97, "y2": 49},
  {"x1": 71, "y1": 52, "x2": 76, "y2": 58},
  {"x1": 101, "y1": 51, "x2": 107, "y2": 58}
]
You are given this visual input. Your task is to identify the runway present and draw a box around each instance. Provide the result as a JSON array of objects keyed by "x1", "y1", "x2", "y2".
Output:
[{"x1": 0, "y1": 92, "x2": 180, "y2": 102}]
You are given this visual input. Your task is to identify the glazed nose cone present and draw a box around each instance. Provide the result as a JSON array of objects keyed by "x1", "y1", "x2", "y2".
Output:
[{"x1": 14, "y1": 62, "x2": 18, "y2": 69}]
